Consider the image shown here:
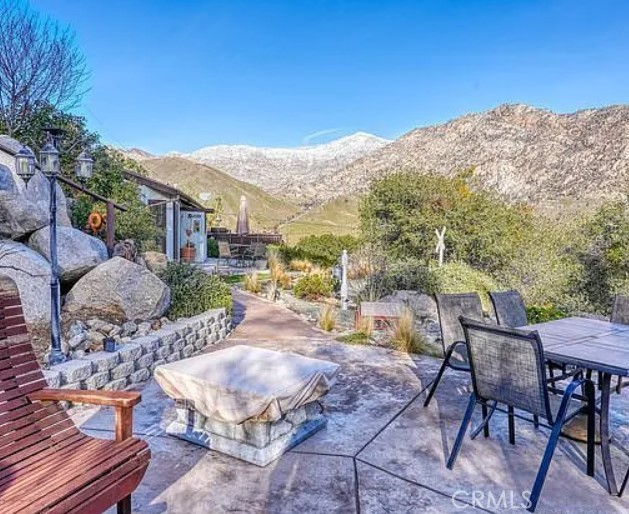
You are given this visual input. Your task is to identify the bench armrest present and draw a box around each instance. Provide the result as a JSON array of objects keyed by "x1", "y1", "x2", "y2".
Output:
[
  {"x1": 29, "y1": 388, "x2": 141, "y2": 408},
  {"x1": 30, "y1": 388, "x2": 141, "y2": 441}
]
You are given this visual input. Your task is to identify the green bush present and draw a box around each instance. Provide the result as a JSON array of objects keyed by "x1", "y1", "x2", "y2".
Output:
[
  {"x1": 294, "y1": 234, "x2": 360, "y2": 267},
  {"x1": 207, "y1": 237, "x2": 219, "y2": 258},
  {"x1": 526, "y1": 304, "x2": 566, "y2": 324},
  {"x1": 160, "y1": 262, "x2": 232, "y2": 319},
  {"x1": 359, "y1": 170, "x2": 533, "y2": 274},
  {"x1": 430, "y1": 261, "x2": 500, "y2": 312},
  {"x1": 573, "y1": 199, "x2": 629, "y2": 314},
  {"x1": 293, "y1": 273, "x2": 334, "y2": 300}
]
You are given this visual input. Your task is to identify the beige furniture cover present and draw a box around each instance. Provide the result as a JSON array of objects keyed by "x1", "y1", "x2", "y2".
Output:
[{"x1": 154, "y1": 345, "x2": 340, "y2": 424}]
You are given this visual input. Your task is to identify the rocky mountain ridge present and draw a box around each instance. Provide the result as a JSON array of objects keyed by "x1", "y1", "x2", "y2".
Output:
[{"x1": 312, "y1": 104, "x2": 629, "y2": 208}]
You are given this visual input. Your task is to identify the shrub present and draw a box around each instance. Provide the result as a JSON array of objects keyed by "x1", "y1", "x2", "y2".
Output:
[
  {"x1": 360, "y1": 170, "x2": 533, "y2": 274},
  {"x1": 294, "y1": 234, "x2": 360, "y2": 267},
  {"x1": 526, "y1": 304, "x2": 566, "y2": 324},
  {"x1": 289, "y1": 259, "x2": 313, "y2": 273},
  {"x1": 207, "y1": 237, "x2": 219, "y2": 258},
  {"x1": 293, "y1": 273, "x2": 334, "y2": 300},
  {"x1": 573, "y1": 199, "x2": 629, "y2": 314},
  {"x1": 430, "y1": 261, "x2": 500, "y2": 312},
  {"x1": 337, "y1": 331, "x2": 372, "y2": 345},
  {"x1": 160, "y1": 262, "x2": 232, "y2": 318},
  {"x1": 319, "y1": 304, "x2": 337, "y2": 331},
  {"x1": 244, "y1": 272, "x2": 262, "y2": 294}
]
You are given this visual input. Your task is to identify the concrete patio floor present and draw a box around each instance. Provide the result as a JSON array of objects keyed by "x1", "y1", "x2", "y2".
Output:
[{"x1": 72, "y1": 292, "x2": 629, "y2": 513}]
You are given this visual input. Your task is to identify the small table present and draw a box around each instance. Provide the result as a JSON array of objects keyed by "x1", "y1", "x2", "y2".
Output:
[
  {"x1": 154, "y1": 345, "x2": 340, "y2": 466},
  {"x1": 523, "y1": 317, "x2": 629, "y2": 495}
]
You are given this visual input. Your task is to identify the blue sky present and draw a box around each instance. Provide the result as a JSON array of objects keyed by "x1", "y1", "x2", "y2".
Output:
[{"x1": 27, "y1": 0, "x2": 629, "y2": 154}]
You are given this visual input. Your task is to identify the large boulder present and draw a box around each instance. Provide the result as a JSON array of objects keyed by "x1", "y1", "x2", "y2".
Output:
[
  {"x1": 28, "y1": 226, "x2": 108, "y2": 283},
  {"x1": 26, "y1": 170, "x2": 71, "y2": 226},
  {"x1": 0, "y1": 164, "x2": 70, "y2": 240},
  {"x1": 0, "y1": 240, "x2": 51, "y2": 324},
  {"x1": 142, "y1": 251, "x2": 168, "y2": 275},
  {"x1": 64, "y1": 257, "x2": 171, "y2": 322},
  {"x1": 380, "y1": 290, "x2": 441, "y2": 344}
]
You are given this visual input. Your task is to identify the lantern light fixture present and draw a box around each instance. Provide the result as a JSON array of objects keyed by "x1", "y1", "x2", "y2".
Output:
[
  {"x1": 14, "y1": 145, "x2": 36, "y2": 183},
  {"x1": 39, "y1": 140, "x2": 60, "y2": 176},
  {"x1": 74, "y1": 149, "x2": 94, "y2": 182}
]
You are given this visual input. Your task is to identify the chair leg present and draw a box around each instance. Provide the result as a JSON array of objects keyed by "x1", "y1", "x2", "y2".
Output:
[
  {"x1": 423, "y1": 347, "x2": 455, "y2": 407},
  {"x1": 508, "y1": 406, "x2": 516, "y2": 445},
  {"x1": 481, "y1": 403, "x2": 490, "y2": 438},
  {"x1": 470, "y1": 400, "x2": 496, "y2": 440},
  {"x1": 118, "y1": 496, "x2": 131, "y2": 514},
  {"x1": 585, "y1": 380, "x2": 596, "y2": 477},
  {"x1": 533, "y1": 415, "x2": 539, "y2": 428},
  {"x1": 616, "y1": 375, "x2": 623, "y2": 395},
  {"x1": 447, "y1": 394, "x2": 477, "y2": 469},
  {"x1": 528, "y1": 416, "x2": 563, "y2": 511},
  {"x1": 528, "y1": 378, "x2": 583, "y2": 512}
]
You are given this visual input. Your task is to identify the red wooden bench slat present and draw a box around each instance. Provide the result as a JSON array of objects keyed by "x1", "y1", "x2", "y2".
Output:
[{"x1": 3, "y1": 438, "x2": 146, "y2": 505}]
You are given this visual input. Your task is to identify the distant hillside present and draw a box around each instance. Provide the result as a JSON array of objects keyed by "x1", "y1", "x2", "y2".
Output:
[
  {"x1": 279, "y1": 196, "x2": 359, "y2": 245},
  {"x1": 141, "y1": 157, "x2": 300, "y2": 232},
  {"x1": 121, "y1": 147, "x2": 154, "y2": 161},
  {"x1": 178, "y1": 132, "x2": 390, "y2": 202},
  {"x1": 312, "y1": 104, "x2": 629, "y2": 210}
]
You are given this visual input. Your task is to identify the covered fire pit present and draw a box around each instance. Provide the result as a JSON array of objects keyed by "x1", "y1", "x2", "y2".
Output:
[{"x1": 155, "y1": 345, "x2": 340, "y2": 466}]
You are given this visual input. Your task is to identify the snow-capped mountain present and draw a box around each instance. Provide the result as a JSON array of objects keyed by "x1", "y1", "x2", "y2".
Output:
[{"x1": 176, "y1": 132, "x2": 391, "y2": 200}]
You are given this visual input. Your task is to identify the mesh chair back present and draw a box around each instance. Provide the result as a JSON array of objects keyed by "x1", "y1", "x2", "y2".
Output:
[
  {"x1": 490, "y1": 290, "x2": 528, "y2": 327},
  {"x1": 611, "y1": 295, "x2": 629, "y2": 326},
  {"x1": 435, "y1": 293, "x2": 483, "y2": 366},
  {"x1": 218, "y1": 241, "x2": 232, "y2": 258},
  {"x1": 460, "y1": 317, "x2": 552, "y2": 421},
  {"x1": 252, "y1": 243, "x2": 266, "y2": 258}
]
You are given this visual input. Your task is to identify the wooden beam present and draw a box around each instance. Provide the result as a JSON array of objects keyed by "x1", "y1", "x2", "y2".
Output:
[
  {"x1": 57, "y1": 175, "x2": 128, "y2": 211},
  {"x1": 106, "y1": 202, "x2": 116, "y2": 254}
]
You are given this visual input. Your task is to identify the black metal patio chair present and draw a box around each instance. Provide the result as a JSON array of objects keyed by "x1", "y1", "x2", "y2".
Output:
[
  {"x1": 447, "y1": 317, "x2": 596, "y2": 512},
  {"x1": 489, "y1": 290, "x2": 528, "y2": 327},
  {"x1": 422, "y1": 293, "x2": 484, "y2": 413}
]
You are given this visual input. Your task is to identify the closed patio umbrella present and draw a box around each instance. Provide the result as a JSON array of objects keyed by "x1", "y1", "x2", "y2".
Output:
[{"x1": 236, "y1": 195, "x2": 250, "y2": 235}]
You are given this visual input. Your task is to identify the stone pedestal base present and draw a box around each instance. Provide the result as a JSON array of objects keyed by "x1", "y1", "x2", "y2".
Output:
[{"x1": 166, "y1": 401, "x2": 326, "y2": 466}]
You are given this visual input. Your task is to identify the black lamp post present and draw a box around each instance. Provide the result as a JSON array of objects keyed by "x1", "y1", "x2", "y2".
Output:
[{"x1": 15, "y1": 133, "x2": 93, "y2": 366}]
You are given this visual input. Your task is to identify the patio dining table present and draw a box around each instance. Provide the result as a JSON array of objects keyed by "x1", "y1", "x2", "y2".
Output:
[{"x1": 522, "y1": 316, "x2": 629, "y2": 496}]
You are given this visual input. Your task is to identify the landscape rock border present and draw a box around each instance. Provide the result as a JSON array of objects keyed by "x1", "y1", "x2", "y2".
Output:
[{"x1": 44, "y1": 308, "x2": 231, "y2": 391}]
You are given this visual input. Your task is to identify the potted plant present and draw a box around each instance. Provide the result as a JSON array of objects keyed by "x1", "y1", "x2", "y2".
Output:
[{"x1": 180, "y1": 229, "x2": 196, "y2": 262}]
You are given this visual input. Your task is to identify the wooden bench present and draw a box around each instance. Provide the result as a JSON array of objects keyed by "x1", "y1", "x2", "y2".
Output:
[
  {"x1": 356, "y1": 301, "x2": 404, "y2": 330},
  {"x1": 0, "y1": 276, "x2": 151, "y2": 514}
]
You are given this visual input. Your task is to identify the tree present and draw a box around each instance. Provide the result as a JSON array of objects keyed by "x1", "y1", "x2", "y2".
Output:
[
  {"x1": 0, "y1": 0, "x2": 88, "y2": 136},
  {"x1": 359, "y1": 171, "x2": 533, "y2": 274}
]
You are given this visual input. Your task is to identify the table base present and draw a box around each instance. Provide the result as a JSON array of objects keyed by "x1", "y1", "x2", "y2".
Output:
[{"x1": 166, "y1": 401, "x2": 326, "y2": 467}]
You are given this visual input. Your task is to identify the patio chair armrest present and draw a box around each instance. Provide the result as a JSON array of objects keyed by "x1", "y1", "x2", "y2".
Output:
[
  {"x1": 30, "y1": 388, "x2": 141, "y2": 441},
  {"x1": 29, "y1": 388, "x2": 142, "y2": 408}
]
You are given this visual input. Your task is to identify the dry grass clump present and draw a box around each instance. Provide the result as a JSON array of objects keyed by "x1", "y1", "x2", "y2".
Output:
[
  {"x1": 319, "y1": 304, "x2": 337, "y2": 331},
  {"x1": 356, "y1": 314, "x2": 374, "y2": 339},
  {"x1": 267, "y1": 250, "x2": 293, "y2": 295},
  {"x1": 243, "y1": 272, "x2": 262, "y2": 294},
  {"x1": 289, "y1": 259, "x2": 313, "y2": 273},
  {"x1": 389, "y1": 308, "x2": 428, "y2": 354}
]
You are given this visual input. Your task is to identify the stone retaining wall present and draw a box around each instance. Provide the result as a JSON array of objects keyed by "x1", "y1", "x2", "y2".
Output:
[{"x1": 44, "y1": 309, "x2": 231, "y2": 391}]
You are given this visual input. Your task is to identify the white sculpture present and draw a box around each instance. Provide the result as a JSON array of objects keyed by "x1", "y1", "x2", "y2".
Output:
[
  {"x1": 340, "y1": 249, "x2": 349, "y2": 310},
  {"x1": 435, "y1": 227, "x2": 446, "y2": 267}
]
